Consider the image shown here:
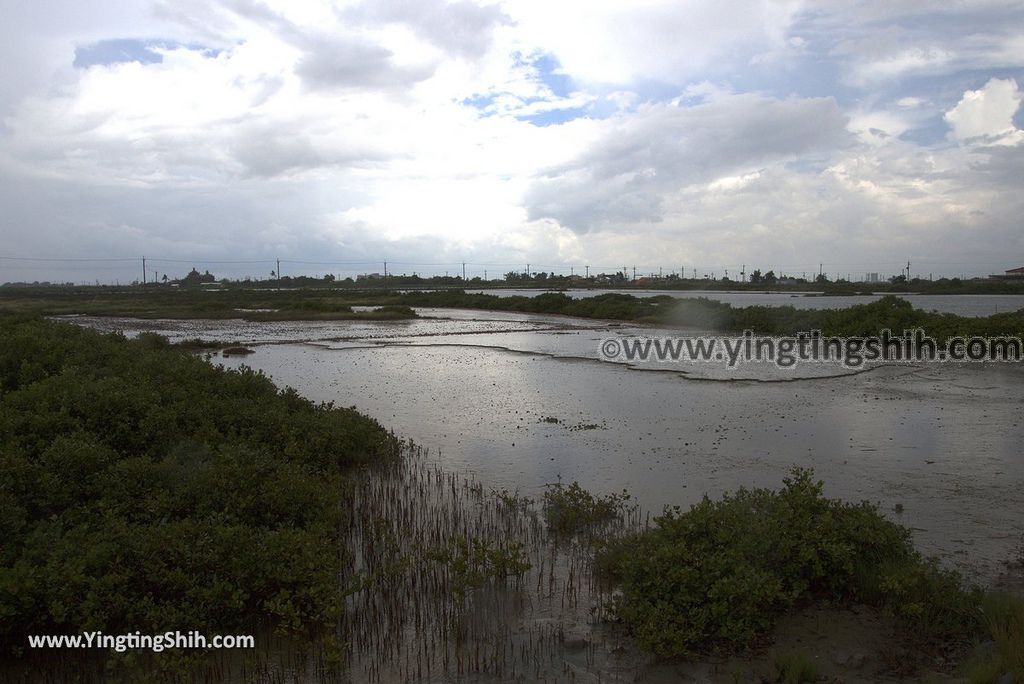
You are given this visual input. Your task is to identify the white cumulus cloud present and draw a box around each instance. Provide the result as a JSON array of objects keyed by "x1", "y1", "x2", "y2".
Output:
[{"x1": 945, "y1": 77, "x2": 1024, "y2": 145}]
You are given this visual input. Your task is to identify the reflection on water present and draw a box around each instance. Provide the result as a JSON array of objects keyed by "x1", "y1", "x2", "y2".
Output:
[{"x1": 71, "y1": 311, "x2": 1024, "y2": 582}]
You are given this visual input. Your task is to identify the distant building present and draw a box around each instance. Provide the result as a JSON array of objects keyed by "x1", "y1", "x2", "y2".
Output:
[
  {"x1": 990, "y1": 267, "x2": 1024, "y2": 280},
  {"x1": 181, "y1": 268, "x2": 216, "y2": 285},
  {"x1": 866, "y1": 272, "x2": 880, "y2": 283},
  {"x1": 356, "y1": 273, "x2": 383, "y2": 282}
]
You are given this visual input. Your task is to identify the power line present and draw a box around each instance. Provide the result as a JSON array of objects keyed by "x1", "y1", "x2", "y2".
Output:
[
  {"x1": 0, "y1": 255, "x2": 139, "y2": 262},
  {"x1": 3, "y1": 255, "x2": 1017, "y2": 269},
  {"x1": 1, "y1": 254, "x2": 1016, "y2": 279},
  {"x1": 145, "y1": 258, "x2": 278, "y2": 265}
]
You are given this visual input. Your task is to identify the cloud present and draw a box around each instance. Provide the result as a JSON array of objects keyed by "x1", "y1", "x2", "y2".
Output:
[
  {"x1": 0, "y1": 36, "x2": 422, "y2": 184},
  {"x1": 225, "y1": 118, "x2": 395, "y2": 177},
  {"x1": 2, "y1": 0, "x2": 1024, "y2": 282},
  {"x1": 796, "y1": 1, "x2": 1024, "y2": 83},
  {"x1": 294, "y1": 33, "x2": 435, "y2": 91},
  {"x1": 345, "y1": 0, "x2": 512, "y2": 59},
  {"x1": 526, "y1": 93, "x2": 850, "y2": 232},
  {"x1": 506, "y1": 0, "x2": 802, "y2": 86},
  {"x1": 896, "y1": 96, "x2": 925, "y2": 108},
  {"x1": 944, "y1": 77, "x2": 1024, "y2": 145},
  {"x1": 850, "y1": 46, "x2": 956, "y2": 85}
]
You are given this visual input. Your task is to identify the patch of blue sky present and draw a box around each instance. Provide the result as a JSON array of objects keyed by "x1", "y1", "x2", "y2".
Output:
[
  {"x1": 460, "y1": 92, "x2": 585, "y2": 125},
  {"x1": 912, "y1": 68, "x2": 1024, "y2": 107},
  {"x1": 531, "y1": 53, "x2": 572, "y2": 98},
  {"x1": 516, "y1": 106, "x2": 589, "y2": 126},
  {"x1": 73, "y1": 39, "x2": 220, "y2": 69},
  {"x1": 461, "y1": 52, "x2": 596, "y2": 126},
  {"x1": 730, "y1": 53, "x2": 859, "y2": 105},
  {"x1": 898, "y1": 114, "x2": 950, "y2": 146},
  {"x1": 885, "y1": 6, "x2": 1024, "y2": 35},
  {"x1": 884, "y1": 67, "x2": 1024, "y2": 141},
  {"x1": 461, "y1": 93, "x2": 498, "y2": 112}
]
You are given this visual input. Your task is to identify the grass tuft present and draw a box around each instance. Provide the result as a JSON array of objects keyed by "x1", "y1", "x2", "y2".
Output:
[{"x1": 773, "y1": 650, "x2": 820, "y2": 683}]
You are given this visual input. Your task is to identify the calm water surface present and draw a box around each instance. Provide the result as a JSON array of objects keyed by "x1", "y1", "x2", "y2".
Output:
[{"x1": 72, "y1": 310, "x2": 1024, "y2": 582}]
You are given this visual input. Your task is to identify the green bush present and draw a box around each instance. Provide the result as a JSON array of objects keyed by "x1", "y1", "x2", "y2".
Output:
[
  {"x1": 601, "y1": 468, "x2": 982, "y2": 657},
  {"x1": 0, "y1": 316, "x2": 399, "y2": 654},
  {"x1": 541, "y1": 481, "x2": 632, "y2": 535},
  {"x1": 370, "y1": 305, "x2": 417, "y2": 318}
]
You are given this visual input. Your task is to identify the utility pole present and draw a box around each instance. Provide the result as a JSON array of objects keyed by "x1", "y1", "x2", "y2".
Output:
[
  {"x1": 484, "y1": 270, "x2": 487, "y2": 280},
  {"x1": 571, "y1": 266, "x2": 574, "y2": 277},
  {"x1": 632, "y1": 265, "x2": 636, "y2": 281},
  {"x1": 276, "y1": 258, "x2": 281, "y2": 286},
  {"x1": 526, "y1": 263, "x2": 530, "y2": 277},
  {"x1": 585, "y1": 265, "x2": 590, "y2": 279},
  {"x1": 462, "y1": 262, "x2": 466, "y2": 281},
  {"x1": 693, "y1": 268, "x2": 697, "y2": 279},
  {"x1": 141, "y1": 256, "x2": 146, "y2": 285},
  {"x1": 741, "y1": 264, "x2": 745, "y2": 283}
]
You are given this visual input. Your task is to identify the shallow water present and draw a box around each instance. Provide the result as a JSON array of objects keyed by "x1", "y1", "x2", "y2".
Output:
[
  {"x1": 70, "y1": 311, "x2": 1024, "y2": 582},
  {"x1": 468, "y1": 288, "x2": 1024, "y2": 317}
]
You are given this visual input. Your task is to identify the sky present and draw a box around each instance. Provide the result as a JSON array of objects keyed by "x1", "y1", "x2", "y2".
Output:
[{"x1": 1, "y1": 0, "x2": 1023, "y2": 283}]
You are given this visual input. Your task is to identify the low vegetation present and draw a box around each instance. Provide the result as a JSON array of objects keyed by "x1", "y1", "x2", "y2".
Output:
[
  {"x1": 0, "y1": 287, "x2": 419, "y2": 321},
  {"x1": 3, "y1": 285, "x2": 1022, "y2": 344},
  {"x1": 666, "y1": 294, "x2": 1024, "y2": 343},
  {"x1": 541, "y1": 481, "x2": 634, "y2": 536},
  {"x1": 376, "y1": 290, "x2": 1024, "y2": 343},
  {"x1": 772, "y1": 650, "x2": 820, "y2": 684},
  {"x1": 964, "y1": 592, "x2": 1024, "y2": 682},
  {"x1": 0, "y1": 316, "x2": 399, "y2": 658},
  {"x1": 1, "y1": 311, "x2": 1018, "y2": 680},
  {"x1": 597, "y1": 469, "x2": 985, "y2": 658}
]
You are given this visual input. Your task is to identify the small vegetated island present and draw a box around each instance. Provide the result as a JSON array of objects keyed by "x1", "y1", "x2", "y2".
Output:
[{"x1": 0, "y1": 290, "x2": 1022, "y2": 681}]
